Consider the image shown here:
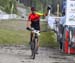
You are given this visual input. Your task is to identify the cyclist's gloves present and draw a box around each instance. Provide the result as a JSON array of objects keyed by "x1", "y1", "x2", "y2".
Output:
[
  {"x1": 26, "y1": 27, "x2": 34, "y2": 31},
  {"x1": 26, "y1": 27, "x2": 31, "y2": 31}
]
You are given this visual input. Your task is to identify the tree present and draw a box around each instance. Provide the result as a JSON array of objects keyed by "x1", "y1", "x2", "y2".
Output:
[{"x1": 0, "y1": 0, "x2": 17, "y2": 14}]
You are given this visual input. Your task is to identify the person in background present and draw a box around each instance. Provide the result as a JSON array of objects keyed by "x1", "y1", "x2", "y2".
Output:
[{"x1": 59, "y1": 11, "x2": 66, "y2": 51}]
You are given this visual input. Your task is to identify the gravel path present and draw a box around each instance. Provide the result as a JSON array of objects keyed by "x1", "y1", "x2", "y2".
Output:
[{"x1": 0, "y1": 45, "x2": 75, "y2": 63}]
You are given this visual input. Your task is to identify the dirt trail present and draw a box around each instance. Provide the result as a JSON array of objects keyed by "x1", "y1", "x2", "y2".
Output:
[{"x1": 0, "y1": 45, "x2": 75, "y2": 63}]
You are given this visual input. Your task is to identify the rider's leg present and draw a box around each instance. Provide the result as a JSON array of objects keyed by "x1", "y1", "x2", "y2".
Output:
[
  {"x1": 30, "y1": 32, "x2": 33, "y2": 44},
  {"x1": 30, "y1": 32, "x2": 34, "y2": 56},
  {"x1": 35, "y1": 35, "x2": 39, "y2": 54},
  {"x1": 30, "y1": 32, "x2": 34, "y2": 51}
]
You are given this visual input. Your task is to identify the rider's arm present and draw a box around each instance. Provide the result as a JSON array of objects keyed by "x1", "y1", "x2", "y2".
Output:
[
  {"x1": 35, "y1": 12, "x2": 47, "y2": 17},
  {"x1": 26, "y1": 15, "x2": 32, "y2": 29},
  {"x1": 26, "y1": 21, "x2": 31, "y2": 28}
]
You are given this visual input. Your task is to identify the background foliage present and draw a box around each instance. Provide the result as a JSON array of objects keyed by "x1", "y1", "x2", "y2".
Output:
[{"x1": 0, "y1": 0, "x2": 17, "y2": 14}]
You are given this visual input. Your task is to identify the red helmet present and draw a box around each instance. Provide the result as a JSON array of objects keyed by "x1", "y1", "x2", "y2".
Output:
[{"x1": 31, "y1": 7, "x2": 36, "y2": 11}]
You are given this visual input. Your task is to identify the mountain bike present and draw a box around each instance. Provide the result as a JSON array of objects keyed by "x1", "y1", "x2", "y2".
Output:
[{"x1": 26, "y1": 27, "x2": 40, "y2": 59}]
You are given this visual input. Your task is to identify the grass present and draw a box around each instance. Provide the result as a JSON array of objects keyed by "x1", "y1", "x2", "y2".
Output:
[
  {"x1": 0, "y1": 29, "x2": 30, "y2": 46},
  {"x1": 40, "y1": 31, "x2": 58, "y2": 47},
  {"x1": 0, "y1": 20, "x2": 58, "y2": 47}
]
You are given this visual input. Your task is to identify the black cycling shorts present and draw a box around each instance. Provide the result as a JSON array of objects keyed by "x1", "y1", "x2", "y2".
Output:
[{"x1": 31, "y1": 20, "x2": 40, "y2": 30}]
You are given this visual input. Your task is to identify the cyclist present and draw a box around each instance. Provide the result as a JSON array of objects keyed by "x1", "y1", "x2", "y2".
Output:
[{"x1": 26, "y1": 7, "x2": 44, "y2": 54}]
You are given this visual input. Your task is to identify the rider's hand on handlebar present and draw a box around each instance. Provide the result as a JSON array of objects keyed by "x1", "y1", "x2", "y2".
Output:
[
  {"x1": 26, "y1": 27, "x2": 31, "y2": 30},
  {"x1": 26, "y1": 27, "x2": 40, "y2": 36},
  {"x1": 26, "y1": 27, "x2": 34, "y2": 31}
]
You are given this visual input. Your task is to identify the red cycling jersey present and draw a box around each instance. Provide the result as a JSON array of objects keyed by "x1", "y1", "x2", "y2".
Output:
[
  {"x1": 28, "y1": 13, "x2": 40, "y2": 30},
  {"x1": 28, "y1": 13, "x2": 40, "y2": 22}
]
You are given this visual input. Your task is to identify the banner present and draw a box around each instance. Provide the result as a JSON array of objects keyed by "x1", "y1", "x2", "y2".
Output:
[{"x1": 66, "y1": 0, "x2": 75, "y2": 25}]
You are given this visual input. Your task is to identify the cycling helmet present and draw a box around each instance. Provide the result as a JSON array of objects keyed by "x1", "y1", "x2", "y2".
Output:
[{"x1": 31, "y1": 7, "x2": 36, "y2": 11}]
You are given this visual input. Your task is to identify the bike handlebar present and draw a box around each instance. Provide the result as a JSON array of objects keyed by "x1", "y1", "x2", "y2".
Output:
[
  {"x1": 26, "y1": 27, "x2": 40, "y2": 36},
  {"x1": 32, "y1": 30, "x2": 40, "y2": 36}
]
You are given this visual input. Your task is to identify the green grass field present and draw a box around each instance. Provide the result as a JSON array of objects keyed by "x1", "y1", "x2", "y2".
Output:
[{"x1": 0, "y1": 20, "x2": 58, "y2": 47}]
